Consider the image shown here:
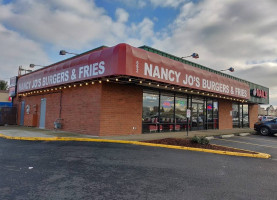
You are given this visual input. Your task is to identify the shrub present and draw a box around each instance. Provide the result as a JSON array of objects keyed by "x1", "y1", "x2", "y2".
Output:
[
  {"x1": 191, "y1": 136, "x2": 200, "y2": 144},
  {"x1": 190, "y1": 136, "x2": 209, "y2": 145}
]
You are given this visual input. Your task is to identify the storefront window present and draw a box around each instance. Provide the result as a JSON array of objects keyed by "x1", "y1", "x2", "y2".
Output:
[
  {"x1": 142, "y1": 92, "x2": 159, "y2": 133},
  {"x1": 207, "y1": 100, "x2": 213, "y2": 129},
  {"x1": 175, "y1": 96, "x2": 188, "y2": 131},
  {"x1": 213, "y1": 101, "x2": 218, "y2": 129},
  {"x1": 239, "y1": 104, "x2": 243, "y2": 127},
  {"x1": 160, "y1": 94, "x2": 174, "y2": 132},
  {"x1": 142, "y1": 90, "x2": 220, "y2": 133},
  {"x1": 243, "y1": 104, "x2": 249, "y2": 128},
  {"x1": 232, "y1": 103, "x2": 249, "y2": 128},
  {"x1": 232, "y1": 104, "x2": 239, "y2": 128}
]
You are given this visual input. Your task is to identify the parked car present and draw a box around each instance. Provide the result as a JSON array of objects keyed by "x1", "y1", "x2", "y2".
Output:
[{"x1": 254, "y1": 118, "x2": 277, "y2": 136}]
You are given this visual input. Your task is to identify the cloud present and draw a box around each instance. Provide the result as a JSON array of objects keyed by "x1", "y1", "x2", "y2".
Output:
[
  {"x1": 116, "y1": 8, "x2": 129, "y2": 23},
  {"x1": 0, "y1": 24, "x2": 48, "y2": 81},
  {"x1": 149, "y1": 0, "x2": 187, "y2": 8},
  {"x1": 0, "y1": 0, "x2": 157, "y2": 81},
  {"x1": 0, "y1": 0, "x2": 114, "y2": 49},
  {"x1": 0, "y1": 0, "x2": 156, "y2": 49},
  {"x1": 152, "y1": 0, "x2": 277, "y2": 105}
]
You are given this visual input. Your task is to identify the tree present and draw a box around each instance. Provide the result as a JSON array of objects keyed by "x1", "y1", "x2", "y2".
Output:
[{"x1": 0, "y1": 80, "x2": 8, "y2": 90}]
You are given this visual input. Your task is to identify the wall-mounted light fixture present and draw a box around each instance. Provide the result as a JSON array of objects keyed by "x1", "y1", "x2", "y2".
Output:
[
  {"x1": 18, "y1": 66, "x2": 32, "y2": 76},
  {"x1": 59, "y1": 50, "x2": 78, "y2": 56},
  {"x1": 29, "y1": 64, "x2": 44, "y2": 68},
  {"x1": 220, "y1": 67, "x2": 235, "y2": 72},
  {"x1": 181, "y1": 53, "x2": 199, "y2": 59}
]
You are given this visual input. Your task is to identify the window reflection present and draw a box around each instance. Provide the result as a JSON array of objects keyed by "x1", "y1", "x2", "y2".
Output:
[
  {"x1": 142, "y1": 93, "x2": 160, "y2": 133},
  {"x1": 243, "y1": 104, "x2": 249, "y2": 128},
  {"x1": 175, "y1": 97, "x2": 188, "y2": 131},
  {"x1": 160, "y1": 94, "x2": 174, "y2": 132},
  {"x1": 232, "y1": 103, "x2": 249, "y2": 128},
  {"x1": 142, "y1": 91, "x2": 220, "y2": 133}
]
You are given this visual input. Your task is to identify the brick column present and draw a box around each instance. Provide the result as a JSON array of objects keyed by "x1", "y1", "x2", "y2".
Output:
[
  {"x1": 218, "y1": 99, "x2": 233, "y2": 129},
  {"x1": 100, "y1": 83, "x2": 143, "y2": 136},
  {"x1": 249, "y1": 104, "x2": 258, "y2": 128}
]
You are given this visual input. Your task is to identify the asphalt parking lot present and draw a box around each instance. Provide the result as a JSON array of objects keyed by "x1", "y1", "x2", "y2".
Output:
[
  {"x1": 1, "y1": 135, "x2": 277, "y2": 200},
  {"x1": 210, "y1": 134, "x2": 277, "y2": 160}
]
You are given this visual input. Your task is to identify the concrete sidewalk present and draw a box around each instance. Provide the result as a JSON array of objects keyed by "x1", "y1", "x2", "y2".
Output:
[{"x1": 0, "y1": 125, "x2": 256, "y2": 141}]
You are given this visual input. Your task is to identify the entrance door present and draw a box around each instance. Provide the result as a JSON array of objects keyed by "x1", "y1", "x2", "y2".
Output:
[
  {"x1": 20, "y1": 101, "x2": 25, "y2": 125},
  {"x1": 39, "y1": 98, "x2": 46, "y2": 129},
  {"x1": 191, "y1": 103, "x2": 204, "y2": 130}
]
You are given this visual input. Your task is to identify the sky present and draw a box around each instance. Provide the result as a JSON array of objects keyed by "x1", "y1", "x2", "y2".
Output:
[{"x1": 0, "y1": 0, "x2": 277, "y2": 107}]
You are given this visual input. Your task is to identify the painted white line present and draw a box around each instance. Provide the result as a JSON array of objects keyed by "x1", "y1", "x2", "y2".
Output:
[
  {"x1": 214, "y1": 138, "x2": 277, "y2": 149},
  {"x1": 237, "y1": 136, "x2": 277, "y2": 144}
]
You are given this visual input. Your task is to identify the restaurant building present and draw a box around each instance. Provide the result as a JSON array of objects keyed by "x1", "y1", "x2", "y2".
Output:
[{"x1": 13, "y1": 43, "x2": 269, "y2": 136}]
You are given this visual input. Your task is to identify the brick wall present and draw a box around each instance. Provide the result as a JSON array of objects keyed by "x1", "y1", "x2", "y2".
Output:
[
  {"x1": 218, "y1": 99, "x2": 233, "y2": 129},
  {"x1": 249, "y1": 104, "x2": 258, "y2": 128},
  {"x1": 15, "y1": 82, "x2": 143, "y2": 136},
  {"x1": 15, "y1": 84, "x2": 102, "y2": 135},
  {"x1": 60, "y1": 84, "x2": 102, "y2": 135},
  {"x1": 100, "y1": 83, "x2": 143, "y2": 136}
]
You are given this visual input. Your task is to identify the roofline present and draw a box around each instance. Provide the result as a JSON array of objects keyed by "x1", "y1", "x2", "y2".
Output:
[
  {"x1": 19, "y1": 45, "x2": 108, "y2": 77},
  {"x1": 139, "y1": 45, "x2": 268, "y2": 89}
]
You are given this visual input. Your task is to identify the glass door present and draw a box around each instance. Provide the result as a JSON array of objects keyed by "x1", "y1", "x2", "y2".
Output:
[{"x1": 191, "y1": 102, "x2": 204, "y2": 130}]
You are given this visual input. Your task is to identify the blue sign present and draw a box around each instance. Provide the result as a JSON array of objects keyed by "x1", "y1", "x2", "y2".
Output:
[{"x1": 0, "y1": 102, "x2": 12, "y2": 107}]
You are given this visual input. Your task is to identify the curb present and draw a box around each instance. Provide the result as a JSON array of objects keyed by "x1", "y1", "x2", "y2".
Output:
[
  {"x1": 0, "y1": 133, "x2": 271, "y2": 159},
  {"x1": 205, "y1": 136, "x2": 215, "y2": 140},
  {"x1": 220, "y1": 134, "x2": 235, "y2": 139},
  {"x1": 239, "y1": 133, "x2": 251, "y2": 136}
]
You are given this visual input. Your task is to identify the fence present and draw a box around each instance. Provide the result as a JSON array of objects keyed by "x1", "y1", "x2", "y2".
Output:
[{"x1": 0, "y1": 107, "x2": 17, "y2": 125}]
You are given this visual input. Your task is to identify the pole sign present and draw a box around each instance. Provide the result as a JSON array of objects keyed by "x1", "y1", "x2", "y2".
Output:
[{"x1": 186, "y1": 109, "x2": 191, "y2": 118}]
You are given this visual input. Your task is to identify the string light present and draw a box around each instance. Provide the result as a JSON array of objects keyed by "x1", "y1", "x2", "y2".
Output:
[
  {"x1": 116, "y1": 78, "x2": 119, "y2": 81},
  {"x1": 99, "y1": 80, "x2": 102, "y2": 83},
  {"x1": 91, "y1": 81, "x2": 94, "y2": 84},
  {"x1": 106, "y1": 79, "x2": 109, "y2": 82},
  {"x1": 139, "y1": 80, "x2": 142, "y2": 84}
]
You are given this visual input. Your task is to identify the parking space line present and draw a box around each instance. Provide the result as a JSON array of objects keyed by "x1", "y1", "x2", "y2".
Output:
[
  {"x1": 234, "y1": 136, "x2": 277, "y2": 144},
  {"x1": 214, "y1": 138, "x2": 277, "y2": 149}
]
